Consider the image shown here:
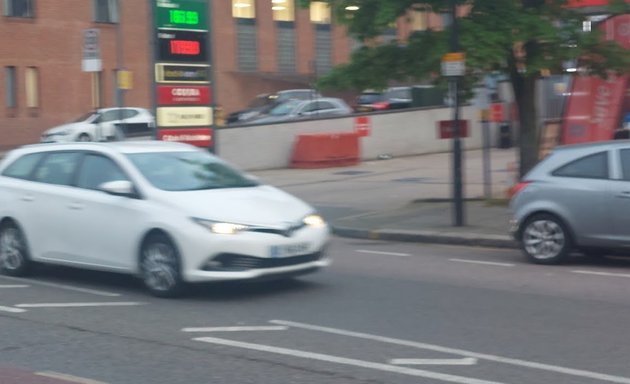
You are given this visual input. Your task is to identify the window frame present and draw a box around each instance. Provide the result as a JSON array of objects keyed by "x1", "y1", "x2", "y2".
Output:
[
  {"x1": 5, "y1": 66, "x2": 17, "y2": 109},
  {"x1": 3, "y1": 0, "x2": 34, "y2": 18},
  {"x1": 93, "y1": 0, "x2": 119, "y2": 23}
]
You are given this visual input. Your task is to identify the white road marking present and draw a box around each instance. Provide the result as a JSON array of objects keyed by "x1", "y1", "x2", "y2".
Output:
[
  {"x1": 572, "y1": 270, "x2": 630, "y2": 278},
  {"x1": 0, "y1": 305, "x2": 26, "y2": 313},
  {"x1": 356, "y1": 250, "x2": 410, "y2": 257},
  {"x1": 35, "y1": 371, "x2": 108, "y2": 384},
  {"x1": 182, "y1": 326, "x2": 288, "y2": 332},
  {"x1": 194, "y1": 336, "x2": 505, "y2": 384},
  {"x1": 449, "y1": 258, "x2": 515, "y2": 267},
  {"x1": 0, "y1": 276, "x2": 120, "y2": 297},
  {"x1": 270, "y1": 320, "x2": 630, "y2": 384},
  {"x1": 0, "y1": 284, "x2": 29, "y2": 288},
  {"x1": 390, "y1": 358, "x2": 478, "y2": 366},
  {"x1": 15, "y1": 302, "x2": 144, "y2": 308}
]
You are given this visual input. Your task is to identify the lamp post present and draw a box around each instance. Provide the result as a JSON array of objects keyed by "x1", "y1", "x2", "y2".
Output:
[
  {"x1": 116, "y1": 0, "x2": 125, "y2": 139},
  {"x1": 450, "y1": 0, "x2": 464, "y2": 226}
]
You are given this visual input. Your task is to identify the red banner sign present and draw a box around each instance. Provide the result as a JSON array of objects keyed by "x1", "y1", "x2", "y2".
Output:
[
  {"x1": 157, "y1": 85, "x2": 211, "y2": 105},
  {"x1": 562, "y1": 14, "x2": 630, "y2": 144},
  {"x1": 438, "y1": 120, "x2": 469, "y2": 139},
  {"x1": 158, "y1": 128, "x2": 213, "y2": 147}
]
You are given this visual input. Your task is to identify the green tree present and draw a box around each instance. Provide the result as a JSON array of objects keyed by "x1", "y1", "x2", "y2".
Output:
[{"x1": 300, "y1": 0, "x2": 630, "y2": 176}]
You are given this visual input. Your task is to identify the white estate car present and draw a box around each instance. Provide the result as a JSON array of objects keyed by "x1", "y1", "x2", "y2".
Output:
[
  {"x1": 41, "y1": 107, "x2": 155, "y2": 143},
  {"x1": 0, "y1": 141, "x2": 330, "y2": 297}
]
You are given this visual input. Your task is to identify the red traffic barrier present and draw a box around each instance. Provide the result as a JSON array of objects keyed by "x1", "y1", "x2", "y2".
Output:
[{"x1": 291, "y1": 132, "x2": 360, "y2": 169}]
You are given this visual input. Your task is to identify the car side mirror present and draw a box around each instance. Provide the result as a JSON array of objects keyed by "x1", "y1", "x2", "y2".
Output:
[{"x1": 99, "y1": 180, "x2": 136, "y2": 198}]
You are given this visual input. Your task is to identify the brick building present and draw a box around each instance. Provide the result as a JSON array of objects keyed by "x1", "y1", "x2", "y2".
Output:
[{"x1": 0, "y1": 1, "x2": 447, "y2": 149}]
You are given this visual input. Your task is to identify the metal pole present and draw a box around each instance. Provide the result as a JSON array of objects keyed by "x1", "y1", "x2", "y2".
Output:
[
  {"x1": 116, "y1": 0, "x2": 125, "y2": 140},
  {"x1": 482, "y1": 118, "x2": 491, "y2": 200},
  {"x1": 450, "y1": 0, "x2": 464, "y2": 226}
]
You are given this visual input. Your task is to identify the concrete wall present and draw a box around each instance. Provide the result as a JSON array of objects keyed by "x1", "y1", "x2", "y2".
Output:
[{"x1": 216, "y1": 105, "x2": 499, "y2": 171}]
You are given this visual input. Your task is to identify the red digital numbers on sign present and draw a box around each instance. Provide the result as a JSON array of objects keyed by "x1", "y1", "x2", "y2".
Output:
[{"x1": 170, "y1": 40, "x2": 200, "y2": 56}]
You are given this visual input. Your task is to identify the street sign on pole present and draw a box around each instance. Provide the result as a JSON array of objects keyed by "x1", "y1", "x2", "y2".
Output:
[
  {"x1": 441, "y1": 52, "x2": 465, "y2": 77},
  {"x1": 82, "y1": 28, "x2": 102, "y2": 72}
]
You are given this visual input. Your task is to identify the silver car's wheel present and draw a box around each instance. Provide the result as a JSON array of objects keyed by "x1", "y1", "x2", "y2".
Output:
[
  {"x1": 521, "y1": 214, "x2": 571, "y2": 265},
  {"x1": 0, "y1": 222, "x2": 31, "y2": 276},
  {"x1": 77, "y1": 133, "x2": 91, "y2": 142},
  {"x1": 140, "y1": 234, "x2": 184, "y2": 298}
]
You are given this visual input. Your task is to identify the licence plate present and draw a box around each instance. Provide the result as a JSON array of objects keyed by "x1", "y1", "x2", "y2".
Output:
[{"x1": 270, "y1": 243, "x2": 310, "y2": 258}]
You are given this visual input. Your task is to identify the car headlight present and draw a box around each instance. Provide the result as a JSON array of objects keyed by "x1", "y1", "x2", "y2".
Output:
[
  {"x1": 303, "y1": 214, "x2": 326, "y2": 228},
  {"x1": 192, "y1": 218, "x2": 248, "y2": 235}
]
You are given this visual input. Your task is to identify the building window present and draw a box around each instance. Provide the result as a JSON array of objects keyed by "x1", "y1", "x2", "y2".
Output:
[
  {"x1": 5, "y1": 66, "x2": 17, "y2": 108},
  {"x1": 94, "y1": 0, "x2": 118, "y2": 23},
  {"x1": 314, "y1": 24, "x2": 332, "y2": 75},
  {"x1": 233, "y1": 0, "x2": 255, "y2": 19},
  {"x1": 237, "y1": 19, "x2": 258, "y2": 71},
  {"x1": 310, "y1": 1, "x2": 330, "y2": 24},
  {"x1": 272, "y1": 0, "x2": 294, "y2": 22},
  {"x1": 25, "y1": 67, "x2": 38, "y2": 108},
  {"x1": 411, "y1": 10, "x2": 428, "y2": 31},
  {"x1": 277, "y1": 22, "x2": 296, "y2": 73},
  {"x1": 3, "y1": 0, "x2": 33, "y2": 17}
]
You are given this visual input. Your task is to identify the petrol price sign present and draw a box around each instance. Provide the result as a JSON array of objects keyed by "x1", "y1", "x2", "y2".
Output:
[
  {"x1": 157, "y1": 30, "x2": 208, "y2": 62},
  {"x1": 156, "y1": 0, "x2": 208, "y2": 30}
]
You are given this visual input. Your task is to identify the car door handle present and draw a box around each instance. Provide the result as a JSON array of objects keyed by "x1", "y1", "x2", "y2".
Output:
[
  {"x1": 617, "y1": 191, "x2": 630, "y2": 198},
  {"x1": 20, "y1": 195, "x2": 34, "y2": 202},
  {"x1": 68, "y1": 202, "x2": 84, "y2": 210}
]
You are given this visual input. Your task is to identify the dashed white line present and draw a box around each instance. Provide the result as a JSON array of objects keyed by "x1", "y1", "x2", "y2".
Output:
[
  {"x1": 390, "y1": 358, "x2": 478, "y2": 366},
  {"x1": 194, "y1": 336, "x2": 505, "y2": 384},
  {"x1": 572, "y1": 270, "x2": 630, "y2": 278},
  {"x1": 449, "y1": 258, "x2": 515, "y2": 267},
  {"x1": 182, "y1": 326, "x2": 288, "y2": 332},
  {"x1": 0, "y1": 276, "x2": 120, "y2": 297},
  {"x1": 356, "y1": 250, "x2": 410, "y2": 257},
  {"x1": 270, "y1": 320, "x2": 630, "y2": 384},
  {"x1": 15, "y1": 302, "x2": 144, "y2": 308},
  {"x1": 0, "y1": 305, "x2": 26, "y2": 313},
  {"x1": 0, "y1": 284, "x2": 29, "y2": 288},
  {"x1": 35, "y1": 371, "x2": 108, "y2": 384}
]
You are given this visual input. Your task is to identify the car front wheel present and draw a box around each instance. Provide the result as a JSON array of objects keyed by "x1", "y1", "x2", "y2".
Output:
[
  {"x1": 0, "y1": 221, "x2": 32, "y2": 277},
  {"x1": 140, "y1": 233, "x2": 185, "y2": 298},
  {"x1": 520, "y1": 213, "x2": 572, "y2": 265}
]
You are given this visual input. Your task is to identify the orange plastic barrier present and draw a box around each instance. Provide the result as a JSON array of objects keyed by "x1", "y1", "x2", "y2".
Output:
[{"x1": 290, "y1": 132, "x2": 360, "y2": 169}]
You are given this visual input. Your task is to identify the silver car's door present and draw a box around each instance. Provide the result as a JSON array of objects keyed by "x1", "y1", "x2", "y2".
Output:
[{"x1": 610, "y1": 148, "x2": 630, "y2": 243}]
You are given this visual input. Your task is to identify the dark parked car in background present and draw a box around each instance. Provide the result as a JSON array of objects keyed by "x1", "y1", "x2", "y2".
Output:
[
  {"x1": 354, "y1": 87, "x2": 413, "y2": 112},
  {"x1": 226, "y1": 89, "x2": 322, "y2": 125}
]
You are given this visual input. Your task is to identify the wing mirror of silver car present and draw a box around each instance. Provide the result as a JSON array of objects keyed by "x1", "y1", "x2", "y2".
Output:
[{"x1": 99, "y1": 180, "x2": 136, "y2": 197}]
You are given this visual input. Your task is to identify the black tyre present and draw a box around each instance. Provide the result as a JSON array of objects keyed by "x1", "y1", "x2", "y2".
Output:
[
  {"x1": 520, "y1": 213, "x2": 572, "y2": 265},
  {"x1": 77, "y1": 133, "x2": 91, "y2": 142},
  {"x1": 140, "y1": 233, "x2": 185, "y2": 298},
  {"x1": 0, "y1": 221, "x2": 32, "y2": 277}
]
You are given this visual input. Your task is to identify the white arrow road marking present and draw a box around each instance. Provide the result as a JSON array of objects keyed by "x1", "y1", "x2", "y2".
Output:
[
  {"x1": 449, "y1": 259, "x2": 514, "y2": 267},
  {"x1": 182, "y1": 326, "x2": 288, "y2": 332},
  {"x1": 194, "y1": 336, "x2": 505, "y2": 384},
  {"x1": 0, "y1": 305, "x2": 26, "y2": 313},
  {"x1": 16, "y1": 302, "x2": 144, "y2": 308},
  {"x1": 356, "y1": 250, "x2": 410, "y2": 257},
  {"x1": 572, "y1": 270, "x2": 630, "y2": 278},
  {"x1": 270, "y1": 320, "x2": 630, "y2": 384},
  {"x1": 0, "y1": 284, "x2": 29, "y2": 288},
  {"x1": 390, "y1": 358, "x2": 478, "y2": 366}
]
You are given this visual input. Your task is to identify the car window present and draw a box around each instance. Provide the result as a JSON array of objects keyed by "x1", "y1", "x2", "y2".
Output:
[
  {"x1": 100, "y1": 110, "x2": 122, "y2": 122},
  {"x1": 122, "y1": 109, "x2": 139, "y2": 119},
  {"x1": 269, "y1": 100, "x2": 301, "y2": 116},
  {"x1": 73, "y1": 112, "x2": 97, "y2": 123},
  {"x1": 301, "y1": 101, "x2": 320, "y2": 113},
  {"x1": 357, "y1": 93, "x2": 384, "y2": 104},
  {"x1": 33, "y1": 152, "x2": 81, "y2": 186},
  {"x1": 76, "y1": 154, "x2": 130, "y2": 191},
  {"x1": 1, "y1": 153, "x2": 45, "y2": 180},
  {"x1": 127, "y1": 151, "x2": 259, "y2": 191},
  {"x1": 619, "y1": 149, "x2": 630, "y2": 181},
  {"x1": 552, "y1": 151, "x2": 609, "y2": 179},
  {"x1": 318, "y1": 101, "x2": 336, "y2": 110}
]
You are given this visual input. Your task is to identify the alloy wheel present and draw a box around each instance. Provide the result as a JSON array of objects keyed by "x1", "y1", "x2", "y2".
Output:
[{"x1": 523, "y1": 219, "x2": 566, "y2": 261}]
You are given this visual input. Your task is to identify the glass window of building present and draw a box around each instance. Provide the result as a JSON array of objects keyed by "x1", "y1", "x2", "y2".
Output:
[
  {"x1": 94, "y1": 0, "x2": 118, "y2": 23},
  {"x1": 25, "y1": 67, "x2": 39, "y2": 108},
  {"x1": 233, "y1": 0, "x2": 255, "y2": 18},
  {"x1": 3, "y1": 0, "x2": 33, "y2": 17},
  {"x1": 5, "y1": 66, "x2": 17, "y2": 108},
  {"x1": 272, "y1": 0, "x2": 294, "y2": 22},
  {"x1": 310, "y1": 1, "x2": 330, "y2": 24},
  {"x1": 411, "y1": 10, "x2": 428, "y2": 31}
]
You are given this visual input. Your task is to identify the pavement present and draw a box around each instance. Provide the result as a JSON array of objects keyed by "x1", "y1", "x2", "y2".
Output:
[{"x1": 250, "y1": 146, "x2": 520, "y2": 249}]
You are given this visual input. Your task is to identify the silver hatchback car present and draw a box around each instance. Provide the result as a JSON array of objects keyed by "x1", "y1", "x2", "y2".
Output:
[{"x1": 510, "y1": 141, "x2": 630, "y2": 264}]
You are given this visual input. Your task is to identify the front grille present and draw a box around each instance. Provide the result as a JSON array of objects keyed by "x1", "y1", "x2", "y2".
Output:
[
  {"x1": 204, "y1": 252, "x2": 322, "y2": 271},
  {"x1": 249, "y1": 222, "x2": 306, "y2": 237}
]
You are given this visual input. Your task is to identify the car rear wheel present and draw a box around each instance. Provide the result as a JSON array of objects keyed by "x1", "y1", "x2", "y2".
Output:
[
  {"x1": 140, "y1": 233, "x2": 185, "y2": 298},
  {"x1": 520, "y1": 213, "x2": 572, "y2": 265},
  {"x1": 77, "y1": 133, "x2": 91, "y2": 142},
  {"x1": 0, "y1": 221, "x2": 32, "y2": 277}
]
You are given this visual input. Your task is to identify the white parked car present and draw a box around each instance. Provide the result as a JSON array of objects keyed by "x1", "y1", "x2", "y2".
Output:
[
  {"x1": 40, "y1": 107, "x2": 155, "y2": 143},
  {"x1": 0, "y1": 141, "x2": 330, "y2": 297}
]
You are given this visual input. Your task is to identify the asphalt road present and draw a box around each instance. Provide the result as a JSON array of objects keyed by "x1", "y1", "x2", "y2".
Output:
[{"x1": 2, "y1": 238, "x2": 630, "y2": 384}]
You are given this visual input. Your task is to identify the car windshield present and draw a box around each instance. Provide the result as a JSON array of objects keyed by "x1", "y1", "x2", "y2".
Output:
[
  {"x1": 126, "y1": 151, "x2": 259, "y2": 191},
  {"x1": 73, "y1": 112, "x2": 98, "y2": 123},
  {"x1": 248, "y1": 95, "x2": 273, "y2": 108},
  {"x1": 357, "y1": 93, "x2": 384, "y2": 104},
  {"x1": 268, "y1": 99, "x2": 301, "y2": 116}
]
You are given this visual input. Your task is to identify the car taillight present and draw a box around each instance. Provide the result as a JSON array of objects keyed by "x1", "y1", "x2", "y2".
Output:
[
  {"x1": 373, "y1": 101, "x2": 390, "y2": 110},
  {"x1": 509, "y1": 181, "x2": 531, "y2": 199}
]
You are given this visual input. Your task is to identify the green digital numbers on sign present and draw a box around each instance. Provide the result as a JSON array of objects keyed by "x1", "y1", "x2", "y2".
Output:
[{"x1": 156, "y1": 0, "x2": 207, "y2": 30}]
